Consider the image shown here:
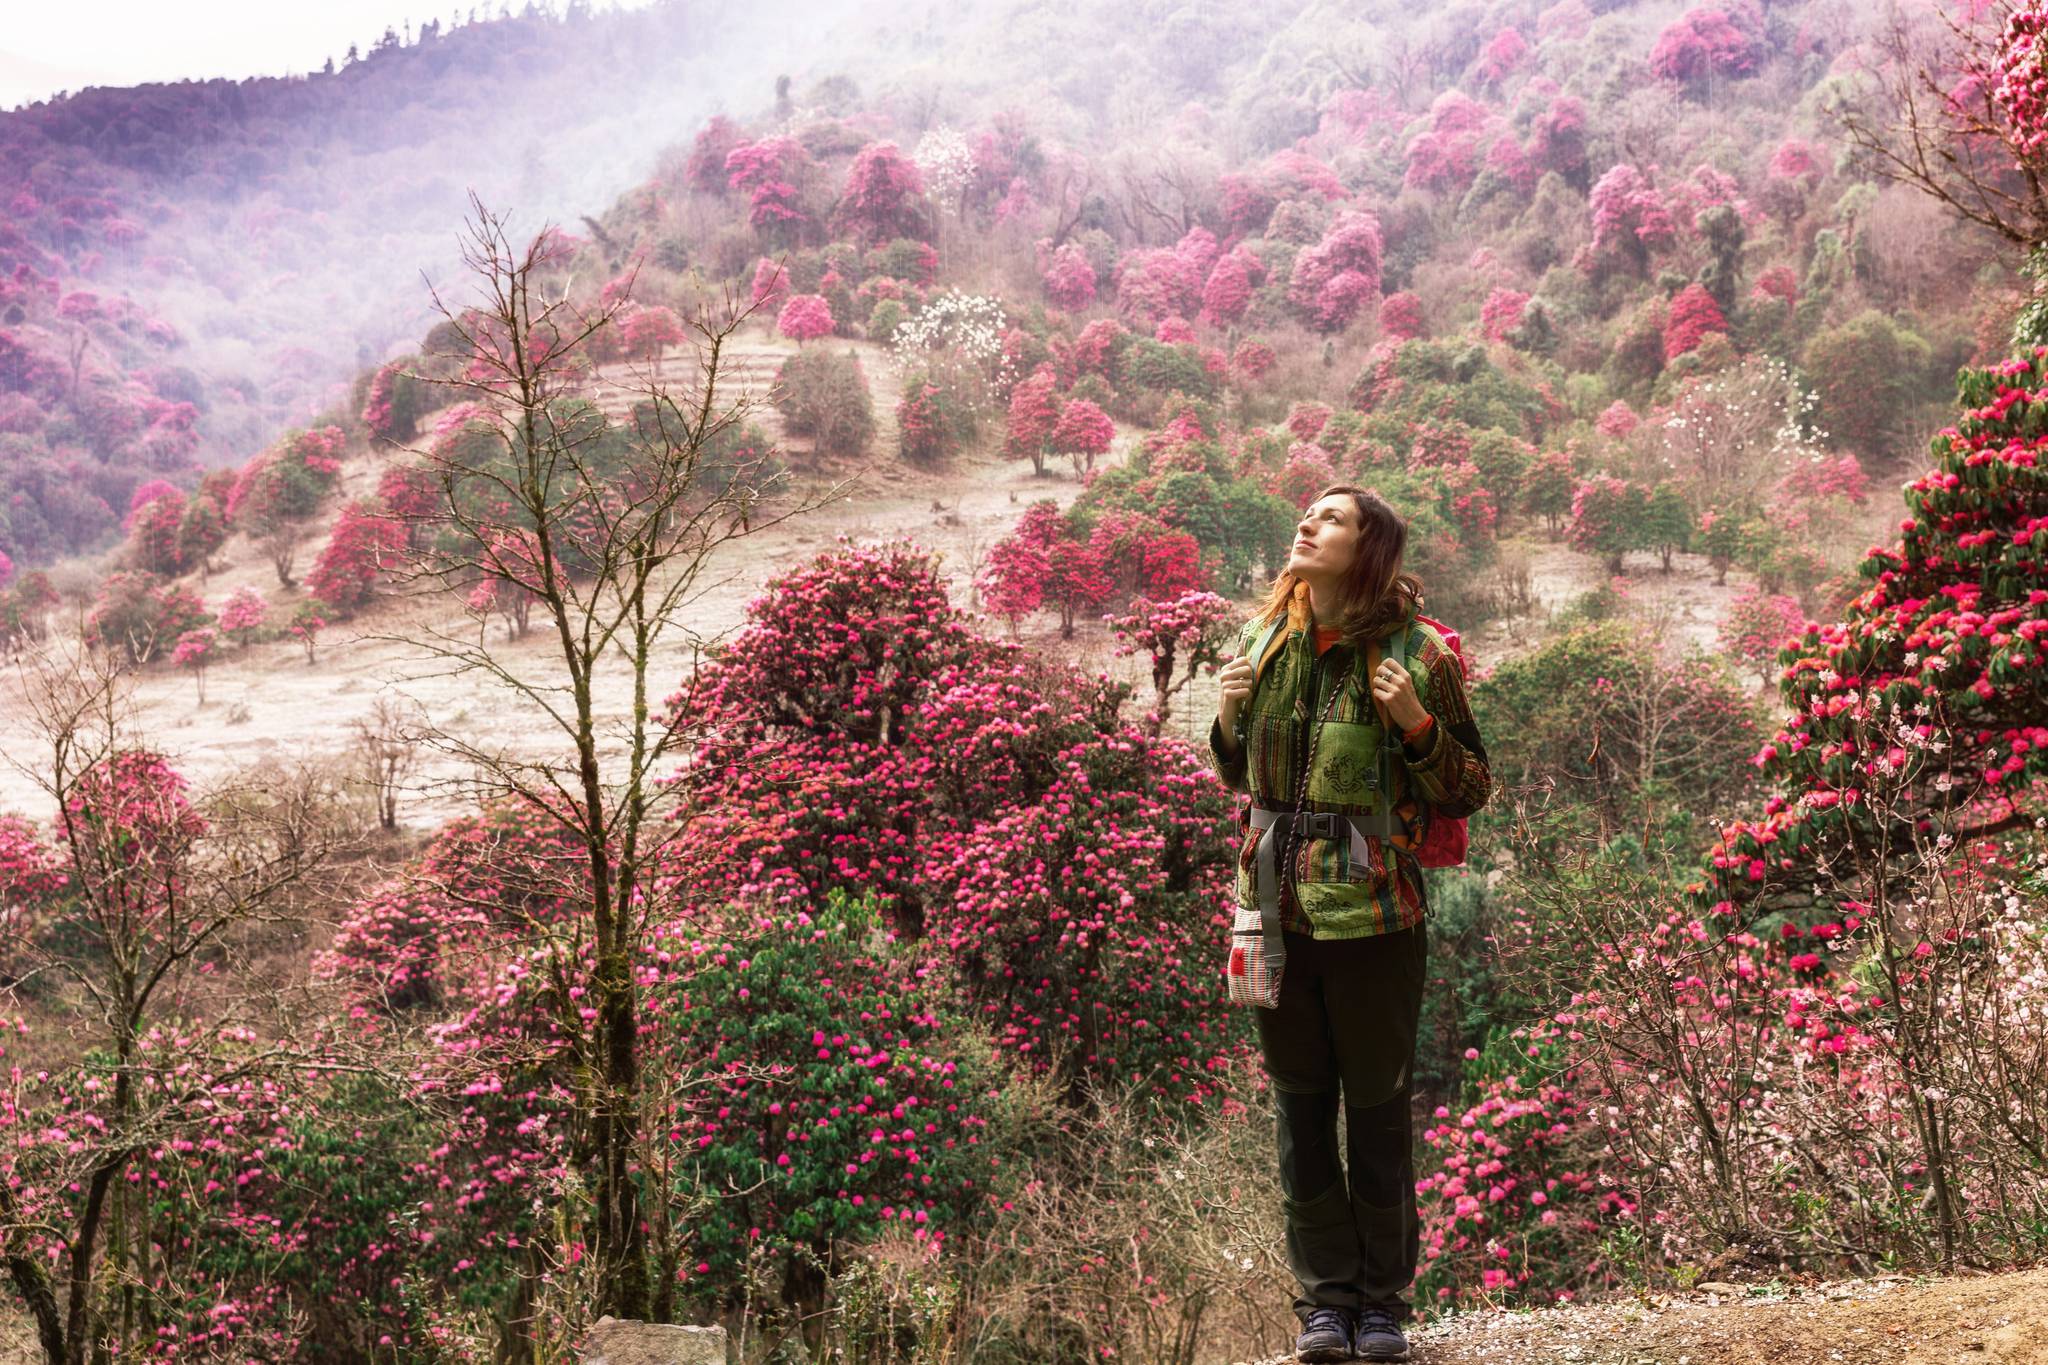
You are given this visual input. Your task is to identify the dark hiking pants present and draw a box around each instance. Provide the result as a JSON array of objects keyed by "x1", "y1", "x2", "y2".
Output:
[{"x1": 1254, "y1": 924, "x2": 1427, "y2": 1324}]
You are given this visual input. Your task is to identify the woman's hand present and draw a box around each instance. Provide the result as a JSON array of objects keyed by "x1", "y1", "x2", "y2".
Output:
[
  {"x1": 1217, "y1": 652, "x2": 1254, "y2": 722},
  {"x1": 1371, "y1": 656, "x2": 1427, "y2": 734}
]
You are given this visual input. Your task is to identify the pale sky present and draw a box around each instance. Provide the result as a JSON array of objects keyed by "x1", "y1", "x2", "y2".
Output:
[{"x1": 0, "y1": 0, "x2": 662, "y2": 110}]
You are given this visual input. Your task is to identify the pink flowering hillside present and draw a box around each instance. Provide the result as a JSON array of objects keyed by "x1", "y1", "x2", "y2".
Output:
[{"x1": 8, "y1": 0, "x2": 2048, "y2": 1356}]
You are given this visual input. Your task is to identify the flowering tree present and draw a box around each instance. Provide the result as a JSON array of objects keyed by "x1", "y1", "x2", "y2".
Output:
[
  {"x1": 1595, "y1": 401, "x2": 1640, "y2": 440},
  {"x1": 1719, "y1": 586, "x2": 1807, "y2": 684},
  {"x1": 1230, "y1": 338, "x2": 1276, "y2": 382},
  {"x1": 375, "y1": 462, "x2": 439, "y2": 550},
  {"x1": 1198, "y1": 248, "x2": 1258, "y2": 327},
  {"x1": 1043, "y1": 537, "x2": 1116, "y2": 640},
  {"x1": 217, "y1": 586, "x2": 268, "y2": 644},
  {"x1": 1378, "y1": 291, "x2": 1424, "y2": 342},
  {"x1": 1088, "y1": 510, "x2": 1207, "y2": 602},
  {"x1": 1476, "y1": 27, "x2": 1530, "y2": 84},
  {"x1": 0, "y1": 654, "x2": 346, "y2": 1363},
  {"x1": 307, "y1": 501, "x2": 404, "y2": 616},
  {"x1": 1005, "y1": 367, "x2": 1062, "y2": 477},
  {"x1": 360, "y1": 358, "x2": 428, "y2": 442},
  {"x1": 750, "y1": 256, "x2": 792, "y2": 311},
  {"x1": 890, "y1": 292, "x2": 1014, "y2": 415},
  {"x1": 621, "y1": 304, "x2": 687, "y2": 370},
  {"x1": 123, "y1": 484, "x2": 186, "y2": 576},
  {"x1": 1415, "y1": 1026, "x2": 1610, "y2": 1311},
  {"x1": 777, "y1": 293, "x2": 835, "y2": 345},
  {"x1": 683, "y1": 115, "x2": 741, "y2": 193},
  {"x1": 667, "y1": 540, "x2": 1242, "y2": 1103},
  {"x1": 1108, "y1": 590, "x2": 1235, "y2": 735},
  {"x1": 228, "y1": 427, "x2": 345, "y2": 587},
  {"x1": 1588, "y1": 165, "x2": 1674, "y2": 274},
  {"x1": 912, "y1": 125, "x2": 977, "y2": 215},
  {"x1": 1648, "y1": 7, "x2": 1759, "y2": 93},
  {"x1": 1663, "y1": 282, "x2": 1729, "y2": 360},
  {"x1": 1114, "y1": 232, "x2": 1210, "y2": 325},
  {"x1": 1404, "y1": 90, "x2": 1493, "y2": 195},
  {"x1": 1481, "y1": 287, "x2": 1530, "y2": 344},
  {"x1": 724, "y1": 135, "x2": 814, "y2": 239},
  {"x1": 1287, "y1": 209, "x2": 1384, "y2": 331},
  {"x1": 1041, "y1": 242, "x2": 1097, "y2": 309},
  {"x1": 170, "y1": 625, "x2": 215, "y2": 702},
  {"x1": 1050, "y1": 397, "x2": 1115, "y2": 477},
  {"x1": 1702, "y1": 349, "x2": 2048, "y2": 916},
  {"x1": 1569, "y1": 476, "x2": 1647, "y2": 574},
  {"x1": 837, "y1": 141, "x2": 928, "y2": 244},
  {"x1": 977, "y1": 534, "x2": 1049, "y2": 636}
]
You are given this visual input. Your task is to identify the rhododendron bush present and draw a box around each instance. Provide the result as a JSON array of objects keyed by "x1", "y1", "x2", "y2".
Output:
[
  {"x1": 1705, "y1": 351, "x2": 2048, "y2": 916},
  {"x1": 664, "y1": 541, "x2": 1249, "y2": 1102},
  {"x1": 1504, "y1": 826, "x2": 2048, "y2": 1278}
]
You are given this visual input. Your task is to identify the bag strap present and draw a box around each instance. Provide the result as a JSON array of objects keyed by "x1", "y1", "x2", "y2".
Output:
[
  {"x1": 1363, "y1": 637, "x2": 1399, "y2": 797},
  {"x1": 1363, "y1": 629, "x2": 1433, "y2": 893},
  {"x1": 1245, "y1": 614, "x2": 1290, "y2": 694}
]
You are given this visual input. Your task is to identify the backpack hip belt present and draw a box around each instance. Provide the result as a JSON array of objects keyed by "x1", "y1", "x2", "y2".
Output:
[{"x1": 1245, "y1": 803, "x2": 1405, "y2": 984}]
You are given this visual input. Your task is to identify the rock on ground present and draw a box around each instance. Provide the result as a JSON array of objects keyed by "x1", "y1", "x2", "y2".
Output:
[{"x1": 579, "y1": 1317, "x2": 728, "y2": 1365}]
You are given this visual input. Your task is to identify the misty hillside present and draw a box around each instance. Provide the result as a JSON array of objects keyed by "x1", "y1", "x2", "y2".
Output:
[{"x1": 0, "y1": 0, "x2": 853, "y2": 565}]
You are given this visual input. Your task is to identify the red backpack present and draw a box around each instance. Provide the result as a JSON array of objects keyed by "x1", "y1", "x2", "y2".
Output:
[{"x1": 1405, "y1": 614, "x2": 1469, "y2": 869}]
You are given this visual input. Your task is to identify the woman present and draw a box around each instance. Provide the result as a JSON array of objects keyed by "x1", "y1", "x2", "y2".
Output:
[{"x1": 1209, "y1": 486, "x2": 1493, "y2": 1363}]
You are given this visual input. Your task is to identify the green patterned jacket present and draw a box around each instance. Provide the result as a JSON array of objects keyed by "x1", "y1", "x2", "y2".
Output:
[{"x1": 1206, "y1": 607, "x2": 1494, "y2": 938}]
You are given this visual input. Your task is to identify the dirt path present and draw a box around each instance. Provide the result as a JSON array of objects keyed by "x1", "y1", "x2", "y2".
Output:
[{"x1": 1233, "y1": 1264, "x2": 2048, "y2": 1365}]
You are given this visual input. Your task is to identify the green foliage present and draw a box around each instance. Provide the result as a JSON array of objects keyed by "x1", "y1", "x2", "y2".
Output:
[
  {"x1": 867, "y1": 297, "x2": 907, "y2": 345},
  {"x1": 1603, "y1": 299, "x2": 1667, "y2": 399},
  {"x1": 775, "y1": 349, "x2": 876, "y2": 458},
  {"x1": 1801, "y1": 309, "x2": 1934, "y2": 453},
  {"x1": 663, "y1": 888, "x2": 1020, "y2": 1313},
  {"x1": 1121, "y1": 339, "x2": 1218, "y2": 400},
  {"x1": 2012, "y1": 245, "x2": 2048, "y2": 352},
  {"x1": 1469, "y1": 428, "x2": 1533, "y2": 516},
  {"x1": 1695, "y1": 205, "x2": 1745, "y2": 315},
  {"x1": 1478, "y1": 621, "x2": 1764, "y2": 838},
  {"x1": 1640, "y1": 483, "x2": 1691, "y2": 570},
  {"x1": 1415, "y1": 872, "x2": 1517, "y2": 1097},
  {"x1": 1378, "y1": 340, "x2": 1550, "y2": 437}
]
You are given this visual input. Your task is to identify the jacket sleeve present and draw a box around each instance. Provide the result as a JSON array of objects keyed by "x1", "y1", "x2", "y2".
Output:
[
  {"x1": 1206, "y1": 623, "x2": 1254, "y2": 793},
  {"x1": 1399, "y1": 634, "x2": 1492, "y2": 818}
]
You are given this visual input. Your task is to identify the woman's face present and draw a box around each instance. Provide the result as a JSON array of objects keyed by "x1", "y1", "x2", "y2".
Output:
[{"x1": 1287, "y1": 493, "x2": 1362, "y2": 585}]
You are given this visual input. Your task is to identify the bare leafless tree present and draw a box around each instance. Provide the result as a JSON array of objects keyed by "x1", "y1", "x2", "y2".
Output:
[
  {"x1": 376, "y1": 194, "x2": 851, "y2": 1332},
  {"x1": 350, "y1": 695, "x2": 425, "y2": 831},
  {"x1": 1833, "y1": 1, "x2": 2048, "y2": 249}
]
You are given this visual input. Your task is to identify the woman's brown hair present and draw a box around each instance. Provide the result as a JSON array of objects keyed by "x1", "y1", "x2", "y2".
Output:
[{"x1": 1250, "y1": 484, "x2": 1423, "y2": 644}]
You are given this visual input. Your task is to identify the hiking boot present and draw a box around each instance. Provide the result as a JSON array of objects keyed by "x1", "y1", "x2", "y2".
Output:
[
  {"x1": 1352, "y1": 1304, "x2": 1410, "y2": 1361},
  {"x1": 1293, "y1": 1305, "x2": 1355, "y2": 1363}
]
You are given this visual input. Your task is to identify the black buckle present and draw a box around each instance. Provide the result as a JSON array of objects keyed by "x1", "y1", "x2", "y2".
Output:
[{"x1": 1294, "y1": 811, "x2": 1344, "y2": 840}]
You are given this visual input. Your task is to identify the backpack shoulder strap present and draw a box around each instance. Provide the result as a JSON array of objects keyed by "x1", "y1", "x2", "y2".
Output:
[{"x1": 1246, "y1": 614, "x2": 1289, "y2": 690}]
